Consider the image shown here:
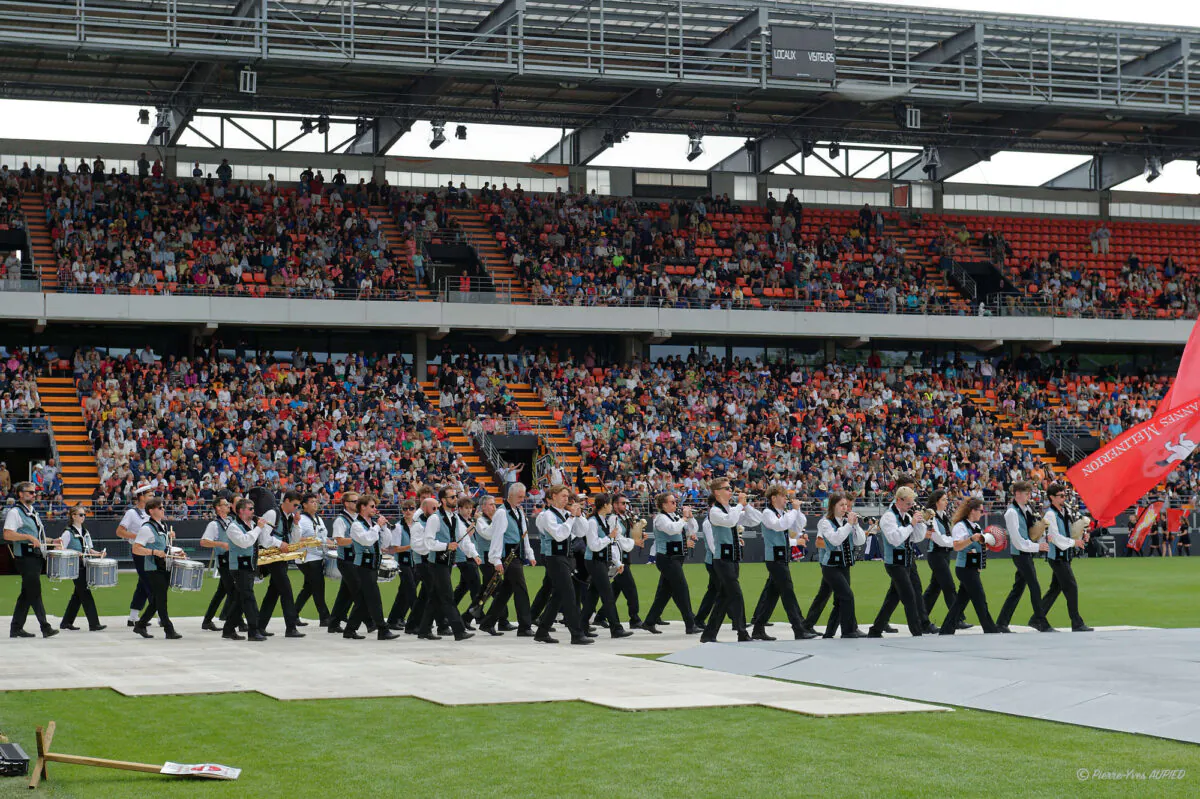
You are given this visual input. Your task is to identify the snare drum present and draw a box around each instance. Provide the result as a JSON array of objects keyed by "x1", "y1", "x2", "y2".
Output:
[
  {"x1": 378, "y1": 556, "x2": 398, "y2": 583},
  {"x1": 324, "y1": 552, "x2": 341, "y2": 580},
  {"x1": 47, "y1": 549, "x2": 81, "y2": 582},
  {"x1": 169, "y1": 558, "x2": 205, "y2": 592},
  {"x1": 85, "y1": 557, "x2": 119, "y2": 589}
]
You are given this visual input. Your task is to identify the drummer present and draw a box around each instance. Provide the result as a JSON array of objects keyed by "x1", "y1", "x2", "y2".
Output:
[
  {"x1": 5, "y1": 481, "x2": 58, "y2": 639},
  {"x1": 58, "y1": 504, "x2": 106, "y2": 632},
  {"x1": 131, "y1": 498, "x2": 182, "y2": 639}
]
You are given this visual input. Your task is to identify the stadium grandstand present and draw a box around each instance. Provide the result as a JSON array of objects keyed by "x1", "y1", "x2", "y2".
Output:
[{"x1": 2, "y1": 1, "x2": 1200, "y2": 796}]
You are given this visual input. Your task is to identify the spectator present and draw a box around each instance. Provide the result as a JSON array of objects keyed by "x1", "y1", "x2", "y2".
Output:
[{"x1": 1090, "y1": 223, "x2": 1111, "y2": 255}]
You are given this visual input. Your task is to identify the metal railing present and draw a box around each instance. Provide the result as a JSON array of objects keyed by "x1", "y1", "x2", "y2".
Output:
[
  {"x1": 1045, "y1": 422, "x2": 1098, "y2": 466},
  {"x1": 945, "y1": 260, "x2": 978, "y2": 299},
  {"x1": 0, "y1": 415, "x2": 51, "y2": 432},
  {"x1": 471, "y1": 428, "x2": 506, "y2": 489},
  {"x1": 439, "y1": 275, "x2": 512, "y2": 304}
]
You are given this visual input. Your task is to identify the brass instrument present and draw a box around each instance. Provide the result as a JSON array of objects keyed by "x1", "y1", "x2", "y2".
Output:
[
  {"x1": 912, "y1": 503, "x2": 937, "y2": 523},
  {"x1": 258, "y1": 536, "x2": 323, "y2": 565},
  {"x1": 467, "y1": 546, "x2": 519, "y2": 622}
]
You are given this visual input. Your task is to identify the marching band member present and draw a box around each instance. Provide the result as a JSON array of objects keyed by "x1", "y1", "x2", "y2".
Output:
[
  {"x1": 342, "y1": 494, "x2": 400, "y2": 641},
  {"x1": 641, "y1": 492, "x2": 700, "y2": 635},
  {"x1": 116, "y1": 481, "x2": 153, "y2": 628},
  {"x1": 869, "y1": 487, "x2": 932, "y2": 637},
  {"x1": 451, "y1": 496, "x2": 485, "y2": 629},
  {"x1": 385, "y1": 502, "x2": 418, "y2": 631},
  {"x1": 58, "y1": 504, "x2": 106, "y2": 632},
  {"x1": 582, "y1": 493, "x2": 633, "y2": 639},
  {"x1": 996, "y1": 481, "x2": 1053, "y2": 633},
  {"x1": 939, "y1": 498, "x2": 999, "y2": 635},
  {"x1": 700, "y1": 479, "x2": 753, "y2": 643},
  {"x1": 404, "y1": 496, "x2": 438, "y2": 636},
  {"x1": 131, "y1": 498, "x2": 182, "y2": 640},
  {"x1": 692, "y1": 517, "x2": 719, "y2": 631},
  {"x1": 1039, "y1": 483, "x2": 1093, "y2": 632},
  {"x1": 5, "y1": 482, "x2": 56, "y2": 638},
  {"x1": 920, "y1": 490, "x2": 965, "y2": 630},
  {"x1": 223, "y1": 498, "x2": 266, "y2": 642},
  {"x1": 813, "y1": 492, "x2": 865, "y2": 638},
  {"x1": 294, "y1": 492, "x2": 333, "y2": 626},
  {"x1": 481, "y1": 483, "x2": 537, "y2": 637},
  {"x1": 749, "y1": 486, "x2": 816, "y2": 641},
  {"x1": 533, "y1": 485, "x2": 591, "y2": 645},
  {"x1": 257, "y1": 490, "x2": 305, "y2": 638},
  {"x1": 470, "y1": 495, "x2": 510, "y2": 634},
  {"x1": 326, "y1": 491, "x2": 361, "y2": 634},
  {"x1": 609, "y1": 494, "x2": 642, "y2": 628},
  {"x1": 416, "y1": 486, "x2": 474, "y2": 641},
  {"x1": 200, "y1": 495, "x2": 237, "y2": 632}
]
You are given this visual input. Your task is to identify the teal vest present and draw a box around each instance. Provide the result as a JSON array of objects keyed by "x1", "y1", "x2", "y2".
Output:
[
  {"x1": 585, "y1": 515, "x2": 611, "y2": 561},
  {"x1": 227, "y1": 518, "x2": 258, "y2": 571},
  {"x1": 431, "y1": 509, "x2": 455, "y2": 564},
  {"x1": 503, "y1": 503, "x2": 525, "y2": 545},
  {"x1": 142, "y1": 520, "x2": 170, "y2": 572},
  {"x1": 1008, "y1": 504, "x2": 1032, "y2": 556},
  {"x1": 539, "y1": 508, "x2": 572, "y2": 557},
  {"x1": 761, "y1": 509, "x2": 791, "y2": 562},
  {"x1": 335, "y1": 511, "x2": 357, "y2": 561},
  {"x1": 880, "y1": 507, "x2": 914, "y2": 566},
  {"x1": 10, "y1": 504, "x2": 43, "y2": 557},
  {"x1": 710, "y1": 504, "x2": 738, "y2": 562},
  {"x1": 213, "y1": 516, "x2": 232, "y2": 566},
  {"x1": 63, "y1": 525, "x2": 91, "y2": 553},
  {"x1": 616, "y1": 517, "x2": 632, "y2": 564},
  {"x1": 931, "y1": 515, "x2": 953, "y2": 551},
  {"x1": 1046, "y1": 509, "x2": 1073, "y2": 562},
  {"x1": 818, "y1": 518, "x2": 855, "y2": 568},
  {"x1": 654, "y1": 513, "x2": 685, "y2": 556},
  {"x1": 351, "y1": 521, "x2": 381, "y2": 568},
  {"x1": 955, "y1": 522, "x2": 986, "y2": 569}
]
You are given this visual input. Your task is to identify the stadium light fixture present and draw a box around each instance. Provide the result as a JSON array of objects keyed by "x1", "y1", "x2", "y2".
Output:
[
  {"x1": 686, "y1": 132, "x2": 705, "y2": 162},
  {"x1": 800, "y1": 140, "x2": 815, "y2": 159},
  {"x1": 137, "y1": 109, "x2": 150, "y2": 125},
  {"x1": 300, "y1": 118, "x2": 314, "y2": 134},
  {"x1": 317, "y1": 115, "x2": 330, "y2": 135},
  {"x1": 1145, "y1": 157, "x2": 1162, "y2": 183},
  {"x1": 829, "y1": 142, "x2": 840, "y2": 158},
  {"x1": 430, "y1": 120, "x2": 447, "y2": 150},
  {"x1": 455, "y1": 125, "x2": 467, "y2": 140},
  {"x1": 920, "y1": 146, "x2": 941, "y2": 180}
]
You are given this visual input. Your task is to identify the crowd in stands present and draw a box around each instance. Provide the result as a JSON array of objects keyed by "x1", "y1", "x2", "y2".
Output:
[
  {"x1": 73, "y1": 347, "x2": 481, "y2": 515},
  {"x1": 0, "y1": 349, "x2": 48, "y2": 432}
]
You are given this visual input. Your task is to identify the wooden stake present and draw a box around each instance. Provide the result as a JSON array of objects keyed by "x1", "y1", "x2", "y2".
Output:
[{"x1": 29, "y1": 720, "x2": 167, "y2": 790}]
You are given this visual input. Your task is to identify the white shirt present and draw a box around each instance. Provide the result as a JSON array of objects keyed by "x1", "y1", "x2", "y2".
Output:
[
  {"x1": 880, "y1": 508, "x2": 926, "y2": 547},
  {"x1": 59, "y1": 524, "x2": 93, "y2": 553},
  {"x1": 537, "y1": 507, "x2": 582, "y2": 542},
  {"x1": 474, "y1": 512, "x2": 498, "y2": 544},
  {"x1": 701, "y1": 519, "x2": 714, "y2": 550},
  {"x1": 3, "y1": 507, "x2": 27, "y2": 536},
  {"x1": 650, "y1": 512, "x2": 698, "y2": 539},
  {"x1": 225, "y1": 518, "x2": 260, "y2": 549},
  {"x1": 817, "y1": 516, "x2": 866, "y2": 548},
  {"x1": 119, "y1": 507, "x2": 147, "y2": 538},
  {"x1": 455, "y1": 514, "x2": 480, "y2": 560},
  {"x1": 486, "y1": 504, "x2": 537, "y2": 565},
  {"x1": 410, "y1": 516, "x2": 430, "y2": 557},
  {"x1": 1042, "y1": 508, "x2": 1078, "y2": 550},
  {"x1": 1004, "y1": 505, "x2": 1041, "y2": 554},
  {"x1": 298, "y1": 513, "x2": 329, "y2": 563},
  {"x1": 928, "y1": 515, "x2": 955, "y2": 549},
  {"x1": 200, "y1": 518, "x2": 226, "y2": 543},
  {"x1": 613, "y1": 515, "x2": 635, "y2": 556},
  {"x1": 951, "y1": 520, "x2": 979, "y2": 545},
  {"x1": 422, "y1": 508, "x2": 462, "y2": 553},
  {"x1": 759, "y1": 507, "x2": 807, "y2": 534},
  {"x1": 585, "y1": 515, "x2": 619, "y2": 552},
  {"x1": 133, "y1": 522, "x2": 164, "y2": 547},
  {"x1": 709, "y1": 502, "x2": 754, "y2": 529},
  {"x1": 350, "y1": 518, "x2": 386, "y2": 547}
]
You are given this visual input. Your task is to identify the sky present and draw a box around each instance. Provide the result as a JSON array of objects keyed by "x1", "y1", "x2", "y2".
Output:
[{"x1": 0, "y1": 0, "x2": 1198, "y2": 194}]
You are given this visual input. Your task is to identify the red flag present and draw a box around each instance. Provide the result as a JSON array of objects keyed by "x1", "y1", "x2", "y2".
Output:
[
  {"x1": 1066, "y1": 396, "x2": 1200, "y2": 526},
  {"x1": 1167, "y1": 508, "x2": 1187, "y2": 533},
  {"x1": 1156, "y1": 317, "x2": 1200, "y2": 414},
  {"x1": 1127, "y1": 502, "x2": 1161, "y2": 552}
]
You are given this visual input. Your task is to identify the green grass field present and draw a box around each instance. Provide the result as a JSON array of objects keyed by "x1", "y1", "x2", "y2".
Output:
[{"x1": 2, "y1": 558, "x2": 1197, "y2": 798}]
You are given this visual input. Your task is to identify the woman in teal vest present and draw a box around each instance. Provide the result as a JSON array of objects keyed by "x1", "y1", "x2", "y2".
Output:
[
  {"x1": 58, "y1": 504, "x2": 106, "y2": 632},
  {"x1": 813, "y1": 492, "x2": 866, "y2": 639},
  {"x1": 131, "y1": 497, "x2": 182, "y2": 639},
  {"x1": 939, "y1": 498, "x2": 999, "y2": 635}
]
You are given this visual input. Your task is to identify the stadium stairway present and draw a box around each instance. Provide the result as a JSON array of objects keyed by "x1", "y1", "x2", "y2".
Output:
[
  {"x1": 505, "y1": 382, "x2": 603, "y2": 494},
  {"x1": 447, "y1": 209, "x2": 532, "y2": 304},
  {"x1": 22, "y1": 192, "x2": 57, "y2": 290},
  {"x1": 369, "y1": 205, "x2": 434, "y2": 301},
  {"x1": 885, "y1": 219, "x2": 973, "y2": 309},
  {"x1": 962, "y1": 385, "x2": 1070, "y2": 477},
  {"x1": 36, "y1": 376, "x2": 99, "y2": 503},
  {"x1": 418, "y1": 381, "x2": 500, "y2": 495}
]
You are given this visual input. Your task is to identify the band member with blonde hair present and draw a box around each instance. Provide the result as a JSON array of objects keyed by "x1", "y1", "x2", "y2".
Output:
[
  {"x1": 582, "y1": 492, "x2": 633, "y2": 639},
  {"x1": 920, "y1": 489, "x2": 966, "y2": 630},
  {"x1": 385, "y1": 501, "x2": 419, "y2": 631},
  {"x1": 869, "y1": 486, "x2": 932, "y2": 637},
  {"x1": 812, "y1": 492, "x2": 866, "y2": 638},
  {"x1": 223, "y1": 497, "x2": 266, "y2": 642},
  {"x1": 131, "y1": 498, "x2": 182, "y2": 640},
  {"x1": 996, "y1": 480, "x2": 1052, "y2": 633},
  {"x1": 343, "y1": 494, "x2": 400, "y2": 641},
  {"x1": 58, "y1": 504, "x2": 106, "y2": 632},
  {"x1": 749, "y1": 485, "x2": 816, "y2": 640},
  {"x1": 200, "y1": 494, "x2": 236, "y2": 632},
  {"x1": 451, "y1": 496, "x2": 485, "y2": 629},
  {"x1": 326, "y1": 490, "x2": 361, "y2": 634},
  {"x1": 939, "y1": 498, "x2": 999, "y2": 635},
  {"x1": 534, "y1": 485, "x2": 591, "y2": 645},
  {"x1": 642, "y1": 491, "x2": 701, "y2": 635},
  {"x1": 294, "y1": 492, "x2": 333, "y2": 627}
]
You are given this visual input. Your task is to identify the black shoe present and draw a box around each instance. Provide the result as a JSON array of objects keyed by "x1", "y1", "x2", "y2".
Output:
[
  {"x1": 1039, "y1": 624, "x2": 1058, "y2": 632},
  {"x1": 403, "y1": 628, "x2": 418, "y2": 636},
  {"x1": 343, "y1": 630, "x2": 366, "y2": 640},
  {"x1": 418, "y1": 633, "x2": 442, "y2": 641},
  {"x1": 804, "y1": 624, "x2": 820, "y2": 637},
  {"x1": 685, "y1": 626, "x2": 703, "y2": 635},
  {"x1": 201, "y1": 620, "x2": 219, "y2": 632},
  {"x1": 866, "y1": 628, "x2": 884, "y2": 638},
  {"x1": 938, "y1": 627, "x2": 956, "y2": 636},
  {"x1": 997, "y1": 625, "x2": 1012, "y2": 634},
  {"x1": 480, "y1": 624, "x2": 504, "y2": 637},
  {"x1": 237, "y1": 623, "x2": 248, "y2": 632},
  {"x1": 295, "y1": 620, "x2": 309, "y2": 627},
  {"x1": 642, "y1": 623, "x2": 662, "y2": 635},
  {"x1": 583, "y1": 630, "x2": 598, "y2": 639},
  {"x1": 570, "y1": 635, "x2": 594, "y2": 645},
  {"x1": 328, "y1": 624, "x2": 345, "y2": 634},
  {"x1": 498, "y1": 621, "x2": 517, "y2": 632},
  {"x1": 764, "y1": 622, "x2": 775, "y2": 627},
  {"x1": 595, "y1": 618, "x2": 610, "y2": 629},
  {"x1": 127, "y1": 620, "x2": 136, "y2": 627},
  {"x1": 59, "y1": 623, "x2": 79, "y2": 631},
  {"x1": 884, "y1": 625, "x2": 898, "y2": 633},
  {"x1": 956, "y1": 621, "x2": 973, "y2": 630},
  {"x1": 462, "y1": 622, "x2": 476, "y2": 632},
  {"x1": 454, "y1": 631, "x2": 475, "y2": 642},
  {"x1": 436, "y1": 627, "x2": 450, "y2": 637},
  {"x1": 795, "y1": 628, "x2": 817, "y2": 640},
  {"x1": 657, "y1": 620, "x2": 671, "y2": 625},
  {"x1": 693, "y1": 619, "x2": 707, "y2": 629},
  {"x1": 700, "y1": 634, "x2": 718, "y2": 643},
  {"x1": 611, "y1": 628, "x2": 633, "y2": 639},
  {"x1": 247, "y1": 632, "x2": 267, "y2": 642},
  {"x1": 89, "y1": 624, "x2": 107, "y2": 632},
  {"x1": 387, "y1": 621, "x2": 405, "y2": 631},
  {"x1": 285, "y1": 629, "x2": 305, "y2": 639},
  {"x1": 534, "y1": 632, "x2": 558, "y2": 644},
  {"x1": 924, "y1": 624, "x2": 940, "y2": 635},
  {"x1": 516, "y1": 629, "x2": 535, "y2": 638},
  {"x1": 842, "y1": 630, "x2": 865, "y2": 639},
  {"x1": 379, "y1": 630, "x2": 400, "y2": 641},
  {"x1": 822, "y1": 631, "x2": 836, "y2": 639},
  {"x1": 367, "y1": 624, "x2": 377, "y2": 634},
  {"x1": 133, "y1": 625, "x2": 152, "y2": 639},
  {"x1": 259, "y1": 630, "x2": 275, "y2": 638},
  {"x1": 545, "y1": 626, "x2": 557, "y2": 634},
  {"x1": 737, "y1": 631, "x2": 753, "y2": 642},
  {"x1": 9, "y1": 629, "x2": 34, "y2": 638},
  {"x1": 1072, "y1": 624, "x2": 1094, "y2": 632},
  {"x1": 165, "y1": 630, "x2": 183, "y2": 640},
  {"x1": 223, "y1": 631, "x2": 245, "y2": 641},
  {"x1": 629, "y1": 619, "x2": 643, "y2": 629},
  {"x1": 319, "y1": 619, "x2": 330, "y2": 627},
  {"x1": 751, "y1": 628, "x2": 776, "y2": 641}
]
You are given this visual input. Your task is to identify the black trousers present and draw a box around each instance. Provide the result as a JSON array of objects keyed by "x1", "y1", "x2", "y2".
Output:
[
  {"x1": 703, "y1": 559, "x2": 746, "y2": 638},
  {"x1": 996, "y1": 552, "x2": 1047, "y2": 627},
  {"x1": 347, "y1": 566, "x2": 386, "y2": 633},
  {"x1": 225, "y1": 569, "x2": 260, "y2": 635},
  {"x1": 530, "y1": 570, "x2": 553, "y2": 621},
  {"x1": 62, "y1": 570, "x2": 101, "y2": 629},
  {"x1": 694, "y1": 564, "x2": 718, "y2": 625},
  {"x1": 872, "y1": 561, "x2": 926, "y2": 635},
  {"x1": 295, "y1": 560, "x2": 330, "y2": 622},
  {"x1": 1042, "y1": 558, "x2": 1086, "y2": 627},
  {"x1": 922, "y1": 548, "x2": 957, "y2": 619},
  {"x1": 536, "y1": 554, "x2": 583, "y2": 636},
  {"x1": 819, "y1": 565, "x2": 857, "y2": 637},
  {"x1": 940, "y1": 567, "x2": 998, "y2": 633},
  {"x1": 806, "y1": 569, "x2": 834, "y2": 629},
  {"x1": 452, "y1": 560, "x2": 482, "y2": 608},
  {"x1": 328, "y1": 557, "x2": 360, "y2": 625},
  {"x1": 644, "y1": 556, "x2": 695, "y2": 627},
  {"x1": 136, "y1": 570, "x2": 175, "y2": 633},
  {"x1": 11, "y1": 555, "x2": 50, "y2": 632},
  {"x1": 584, "y1": 558, "x2": 624, "y2": 633},
  {"x1": 482, "y1": 560, "x2": 532, "y2": 630},
  {"x1": 203, "y1": 560, "x2": 231, "y2": 624},
  {"x1": 751, "y1": 559, "x2": 808, "y2": 633},
  {"x1": 418, "y1": 563, "x2": 465, "y2": 636},
  {"x1": 474, "y1": 561, "x2": 509, "y2": 622},
  {"x1": 611, "y1": 560, "x2": 639, "y2": 622},
  {"x1": 388, "y1": 559, "x2": 417, "y2": 625},
  {"x1": 407, "y1": 561, "x2": 435, "y2": 634},
  {"x1": 258, "y1": 561, "x2": 300, "y2": 632},
  {"x1": 129, "y1": 554, "x2": 149, "y2": 613}
]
